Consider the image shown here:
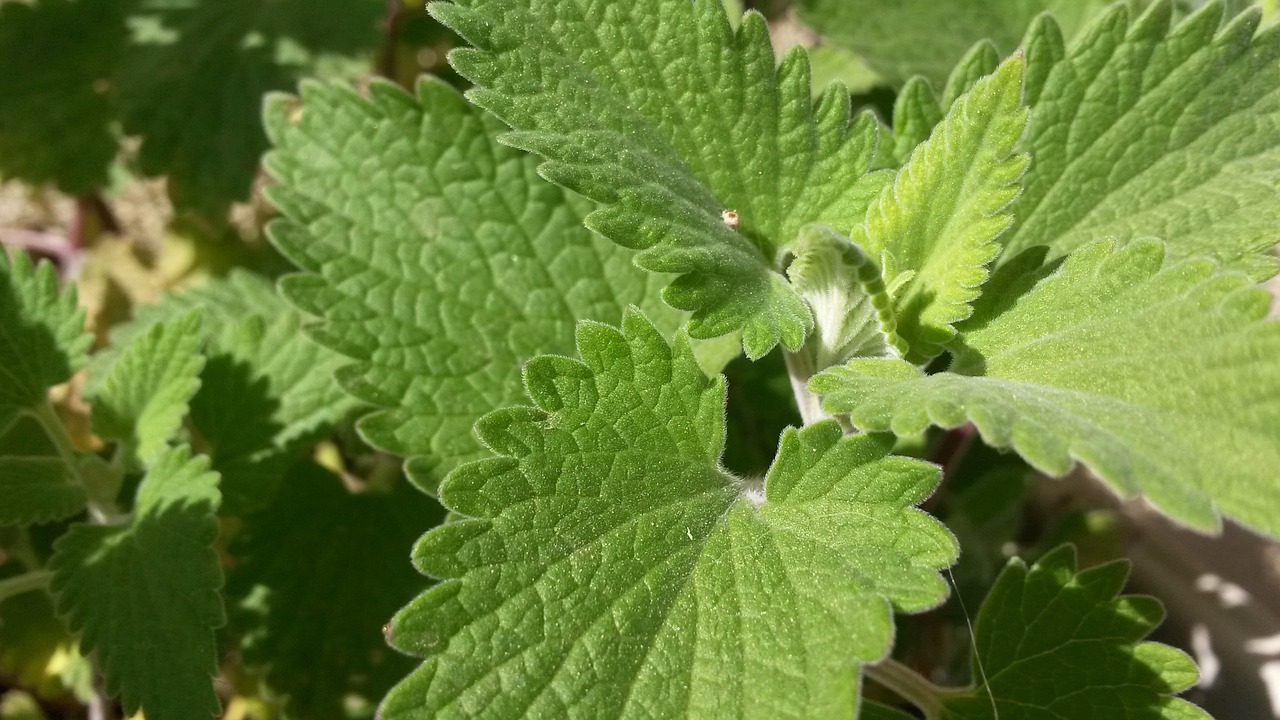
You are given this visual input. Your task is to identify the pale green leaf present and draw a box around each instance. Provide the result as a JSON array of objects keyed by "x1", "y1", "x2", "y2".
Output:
[
  {"x1": 264, "y1": 78, "x2": 725, "y2": 493},
  {"x1": 872, "y1": 41, "x2": 999, "y2": 169},
  {"x1": 48, "y1": 446, "x2": 223, "y2": 720},
  {"x1": 91, "y1": 310, "x2": 204, "y2": 468},
  {"x1": 1006, "y1": 1, "x2": 1280, "y2": 278},
  {"x1": 796, "y1": 0, "x2": 1125, "y2": 87},
  {"x1": 811, "y1": 239, "x2": 1280, "y2": 536},
  {"x1": 854, "y1": 57, "x2": 1029, "y2": 362},
  {"x1": 941, "y1": 545, "x2": 1209, "y2": 720},
  {"x1": 432, "y1": 0, "x2": 892, "y2": 358},
  {"x1": 228, "y1": 461, "x2": 443, "y2": 718},
  {"x1": 786, "y1": 224, "x2": 904, "y2": 372},
  {"x1": 381, "y1": 310, "x2": 956, "y2": 719},
  {"x1": 0, "y1": 252, "x2": 90, "y2": 414}
]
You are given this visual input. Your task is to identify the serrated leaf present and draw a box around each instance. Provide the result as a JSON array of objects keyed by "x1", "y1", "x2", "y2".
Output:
[
  {"x1": 0, "y1": 0, "x2": 128, "y2": 193},
  {"x1": 1006, "y1": 1, "x2": 1280, "y2": 278},
  {"x1": 264, "y1": 78, "x2": 723, "y2": 492},
  {"x1": 0, "y1": 252, "x2": 90, "y2": 414},
  {"x1": 0, "y1": 415, "x2": 85, "y2": 526},
  {"x1": 93, "y1": 270, "x2": 360, "y2": 513},
  {"x1": 811, "y1": 239, "x2": 1280, "y2": 536},
  {"x1": 432, "y1": 0, "x2": 892, "y2": 358},
  {"x1": 91, "y1": 310, "x2": 204, "y2": 468},
  {"x1": 872, "y1": 42, "x2": 999, "y2": 170},
  {"x1": 381, "y1": 310, "x2": 956, "y2": 719},
  {"x1": 941, "y1": 545, "x2": 1208, "y2": 720},
  {"x1": 48, "y1": 446, "x2": 223, "y2": 720},
  {"x1": 796, "y1": 0, "x2": 1121, "y2": 88},
  {"x1": 115, "y1": 0, "x2": 383, "y2": 218},
  {"x1": 228, "y1": 461, "x2": 444, "y2": 718},
  {"x1": 854, "y1": 57, "x2": 1029, "y2": 362}
]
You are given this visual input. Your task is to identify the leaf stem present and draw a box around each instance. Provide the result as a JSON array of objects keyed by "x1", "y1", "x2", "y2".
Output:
[
  {"x1": 0, "y1": 570, "x2": 53, "y2": 603},
  {"x1": 864, "y1": 658, "x2": 964, "y2": 720},
  {"x1": 783, "y1": 351, "x2": 826, "y2": 426},
  {"x1": 28, "y1": 402, "x2": 124, "y2": 523}
]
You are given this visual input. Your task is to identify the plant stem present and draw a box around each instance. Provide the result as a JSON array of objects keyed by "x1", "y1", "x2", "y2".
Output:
[
  {"x1": 782, "y1": 351, "x2": 826, "y2": 426},
  {"x1": 0, "y1": 570, "x2": 53, "y2": 603},
  {"x1": 29, "y1": 402, "x2": 124, "y2": 522},
  {"x1": 864, "y1": 658, "x2": 964, "y2": 720}
]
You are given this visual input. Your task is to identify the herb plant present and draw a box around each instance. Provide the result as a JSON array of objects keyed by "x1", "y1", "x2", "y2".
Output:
[{"x1": 1, "y1": 1, "x2": 1278, "y2": 719}]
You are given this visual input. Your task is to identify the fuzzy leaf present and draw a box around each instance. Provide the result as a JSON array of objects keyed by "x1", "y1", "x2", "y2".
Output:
[
  {"x1": 91, "y1": 310, "x2": 204, "y2": 468},
  {"x1": 264, "y1": 78, "x2": 725, "y2": 493},
  {"x1": 796, "y1": 0, "x2": 1119, "y2": 87},
  {"x1": 381, "y1": 310, "x2": 956, "y2": 719},
  {"x1": 92, "y1": 270, "x2": 360, "y2": 513},
  {"x1": 432, "y1": 0, "x2": 892, "y2": 358},
  {"x1": 1006, "y1": 1, "x2": 1280, "y2": 278},
  {"x1": 229, "y1": 461, "x2": 443, "y2": 718},
  {"x1": 941, "y1": 546, "x2": 1208, "y2": 720},
  {"x1": 48, "y1": 446, "x2": 223, "y2": 720},
  {"x1": 786, "y1": 224, "x2": 904, "y2": 372},
  {"x1": 854, "y1": 57, "x2": 1029, "y2": 361},
  {"x1": 0, "y1": 0, "x2": 128, "y2": 193},
  {"x1": 811, "y1": 239, "x2": 1280, "y2": 536},
  {"x1": 0, "y1": 252, "x2": 90, "y2": 414}
]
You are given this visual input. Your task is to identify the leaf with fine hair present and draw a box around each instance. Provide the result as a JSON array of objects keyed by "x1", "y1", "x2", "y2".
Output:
[
  {"x1": 812, "y1": 239, "x2": 1280, "y2": 537},
  {"x1": 431, "y1": 0, "x2": 893, "y2": 358},
  {"x1": 381, "y1": 310, "x2": 956, "y2": 719}
]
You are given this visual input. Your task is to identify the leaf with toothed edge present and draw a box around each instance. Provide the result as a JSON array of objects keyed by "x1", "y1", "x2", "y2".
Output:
[
  {"x1": 853, "y1": 56, "x2": 1029, "y2": 363},
  {"x1": 811, "y1": 239, "x2": 1280, "y2": 538},
  {"x1": 1006, "y1": 1, "x2": 1280, "y2": 279},
  {"x1": 48, "y1": 446, "x2": 224, "y2": 720},
  {"x1": 0, "y1": 251, "x2": 91, "y2": 414},
  {"x1": 430, "y1": 0, "x2": 894, "y2": 358},
  {"x1": 941, "y1": 545, "x2": 1209, "y2": 720},
  {"x1": 91, "y1": 310, "x2": 205, "y2": 469},
  {"x1": 264, "y1": 77, "x2": 735, "y2": 494},
  {"x1": 380, "y1": 309, "x2": 956, "y2": 720},
  {"x1": 785, "y1": 224, "x2": 905, "y2": 373}
]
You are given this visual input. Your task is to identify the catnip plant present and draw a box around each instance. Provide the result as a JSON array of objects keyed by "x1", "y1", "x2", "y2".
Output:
[{"x1": 0, "y1": 0, "x2": 1278, "y2": 719}]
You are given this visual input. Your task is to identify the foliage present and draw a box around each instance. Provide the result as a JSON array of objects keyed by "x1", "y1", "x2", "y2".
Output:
[{"x1": 1, "y1": 1, "x2": 1278, "y2": 719}]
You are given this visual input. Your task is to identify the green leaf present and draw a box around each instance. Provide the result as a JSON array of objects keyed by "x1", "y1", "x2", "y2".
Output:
[
  {"x1": 786, "y1": 224, "x2": 904, "y2": 371},
  {"x1": 48, "y1": 446, "x2": 223, "y2": 720},
  {"x1": 941, "y1": 545, "x2": 1208, "y2": 720},
  {"x1": 91, "y1": 310, "x2": 204, "y2": 468},
  {"x1": 432, "y1": 0, "x2": 891, "y2": 358},
  {"x1": 228, "y1": 461, "x2": 444, "y2": 718},
  {"x1": 381, "y1": 310, "x2": 956, "y2": 719},
  {"x1": 872, "y1": 42, "x2": 999, "y2": 170},
  {"x1": 93, "y1": 270, "x2": 360, "y2": 513},
  {"x1": 811, "y1": 239, "x2": 1280, "y2": 536},
  {"x1": 0, "y1": 252, "x2": 90, "y2": 414},
  {"x1": 0, "y1": 0, "x2": 128, "y2": 193},
  {"x1": 116, "y1": 0, "x2": 384, "y2": 218},
  {"x1": 1006, "y1": 1, "x2": 1280, "y2": 278},
  {"x1": 0, "y1": 415, "x2": 85, "y2": 526},
  {"x1": 853, "y1": 57, "x2": 1029, "y2": 362},
  {"x1": 264, "y1": 78, "x2": 723, "y2": 492},
  {"x1": 796, "y1": 0, "x2": 1114, "y2": 88}
]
